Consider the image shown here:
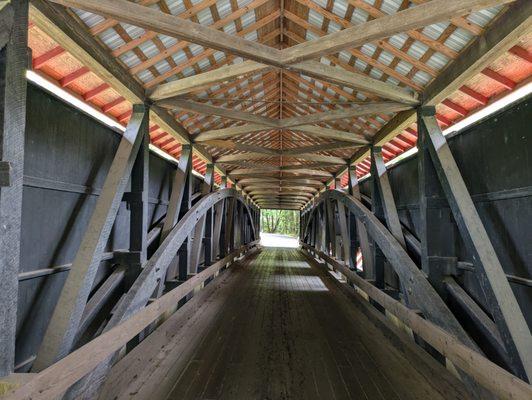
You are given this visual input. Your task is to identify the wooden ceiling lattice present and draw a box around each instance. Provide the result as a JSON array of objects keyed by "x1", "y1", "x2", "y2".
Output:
[{"x1": 27, "y1": 0, "x2": 532, "y2": 208}]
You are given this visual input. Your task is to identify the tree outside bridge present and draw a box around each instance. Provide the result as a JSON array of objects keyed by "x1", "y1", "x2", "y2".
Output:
[{"x1": 260, "y1": 209, "x2": 299, "y2": 237}]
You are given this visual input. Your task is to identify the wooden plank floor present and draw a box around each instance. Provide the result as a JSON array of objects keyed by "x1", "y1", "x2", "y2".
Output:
[{"x1": 101, "y1": 248, "x2": 471, "y2": 400}]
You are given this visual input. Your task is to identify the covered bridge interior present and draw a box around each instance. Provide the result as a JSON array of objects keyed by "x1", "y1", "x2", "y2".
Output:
[{"x1": 0, "y1": 0, "x2": 531, "y2": 399}]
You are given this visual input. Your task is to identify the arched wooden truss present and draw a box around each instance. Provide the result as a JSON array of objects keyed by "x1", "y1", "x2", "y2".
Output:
[
  {"x1": 0, "y1": 100, "x2": 261, "y2": 400},
  {"x1": 0, "y1": 0, "x2": 531, "y2": 398},
  {"x1": 300, "y1": 185, "x2": 532, "y2": 399},
  {"x1": 5, "y1": 187, "x2": 259, "y2": 400}
]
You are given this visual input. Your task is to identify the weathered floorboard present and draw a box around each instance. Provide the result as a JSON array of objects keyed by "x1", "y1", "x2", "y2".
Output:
[{"x1": 101, "y1": 247, "x2": 471, "y2": 400}]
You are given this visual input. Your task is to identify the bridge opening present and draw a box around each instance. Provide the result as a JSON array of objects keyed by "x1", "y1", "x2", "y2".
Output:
[{"x1": 260, "y1": 208, "x2": 300, "y2": 248}]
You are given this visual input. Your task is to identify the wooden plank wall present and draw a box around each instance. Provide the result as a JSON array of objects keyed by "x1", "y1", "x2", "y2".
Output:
[
  {"x1": 359, "y1": 95, "x2": 532, "y2": 328},
  {"x1": 15, "y1": 83, "x2": 204, "y2": 370}
]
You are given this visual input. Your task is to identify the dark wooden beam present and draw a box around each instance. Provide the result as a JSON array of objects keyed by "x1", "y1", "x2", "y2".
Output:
[
  {"x1": 328, "y1": 0, "x2": 532, "y2": 191},
  {"x1": 0, "y1": 0, "x2": 27, "y2": 377},
  {"x1": 421, "y1": 112, "x2": 532, "y2": 380},
  {"x1": 33, "y1": 106, "x2": 149, "y2": 371}
]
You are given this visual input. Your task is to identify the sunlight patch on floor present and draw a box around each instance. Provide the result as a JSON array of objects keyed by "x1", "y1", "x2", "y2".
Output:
[
  {"x1": 260, "y1": 233, "x2": 300, "y2": 248},
  {"x1": 265, "y1": 275, "x2": 329, "y2": 291}
]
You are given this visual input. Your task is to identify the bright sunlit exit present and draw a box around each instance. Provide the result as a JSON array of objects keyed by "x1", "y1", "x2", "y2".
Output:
[{"x1": 260, "y1": 209, "x2": 300, "y2": 248}]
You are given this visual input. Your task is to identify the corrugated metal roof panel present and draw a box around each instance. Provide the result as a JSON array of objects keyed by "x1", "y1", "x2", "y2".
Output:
[
  {"x1": 308, "y1": 9, "x2": 324, "y2": 27},
  {"x1": 159, "y1": 35, "x2": 178, "y2": 48},
  {"x1": 245, "y1": 31, "x2": 258, "y2": 42},
  {"x1": 197, "y1": 8, "x2": 214, "y2": 25},
  {"x1": 445, "y1": 28, "x2": 474, "y2": 53},
  {"x1": 217, "y1": 0, "x2": 233, "y2": 19},
  {"x1": 426, "y1": 53, "x2": 449, "y2": 71},
  {"x1": 354, "y1": 59, "x2": 368, "y2": 72},
  {"x1": 137, "y1": 69, "x2": 154, "y2": 84},
  {"x1": 165, "y1": 0, "x2": 187, "y2": 15},
  {"x1": 468, "y1": 5, "x2": 502, "y2": 27},
  {"x1": 189, "y1": 44, "x2": 205, "y2": 56},
  {"x1": 182, "y1": 66, "x2": 196, "y2": 78},
  {"x1": 331, "y1": 1, "x2": 347, "y2": 19},
  {"x1": 327, "y1": 21, "x2": 342, "y2": 33},
  {"x1": 388, "y1": 33, "x2": 409, "y2": 52},
  {"x1": 350, "y1": 7, "x2": 369, "y2": 25},
  {"x1": 422, "y1": 22, "x2": 450, "y2": 41},
  {"x1": 172, "y1": 49, "x2": 188, "y2": 65},
  {"x1": 99, "y1": 30, "x2": 126, "y2": 51},
  {"x1": 380, "y1": 0, "x2": 403, "y2": 15},
  {"x1": 394, "y1": 60, "x2": 413, "y2": 76},
  {"x1": 338, "y1": 51, "x2": 351, "y2": 63},
  {"x1": 378, "y1": 50, "x2": 396, "y2": 67},
  {"x1": 73, "y1": 9, "x2": 104, "y2": 28},
  {"x1": 122, "y1": 24, "x2": 145, "y2": 40},
  {"x1": 120, "y1": 51, "x2": 140, "y2": 69},
  {"x1": 369, "y1": 69, "x2": 383, "y2": 80},
  {"x1": 412, "y1": 70, "x2": 431, "y2": 86},
  {"x1": 361, "y1": 43, "x2": 377, "y2": 58},
  {"x1": 406, "y1": 40, "x2": 429, "y2": 62},
  {"x1": 197, "y1": 58, "x2": 211, "y2": 70},
  {"x1": 138, "y1": 40, "x2": 159, "y2": 59}
]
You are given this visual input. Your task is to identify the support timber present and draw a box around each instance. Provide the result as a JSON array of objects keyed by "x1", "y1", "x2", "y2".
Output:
[
  {"x1": 419, "y1": 111, "x2": 532, "y2": 381},
  {"x1": 0, "y1": 0, "x2": 27, "y2": 378},
  {"x1": 33, "y1": 105, "x2": 149, "y2": 371}
]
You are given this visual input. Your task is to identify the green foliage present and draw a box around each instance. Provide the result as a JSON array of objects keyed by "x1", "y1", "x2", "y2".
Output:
[{"x1": 260, "y1": 209, "x2": 300, "y2": 237}]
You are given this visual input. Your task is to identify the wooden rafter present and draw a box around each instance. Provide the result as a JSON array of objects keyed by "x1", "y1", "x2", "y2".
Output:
[{"x1": 49, "y1": 0, "x2": 510, "y2": 107}]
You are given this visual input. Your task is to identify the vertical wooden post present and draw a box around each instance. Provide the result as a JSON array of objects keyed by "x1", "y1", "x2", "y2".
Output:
[
  {"x1": 369, "y1": 148, "x2": 386, "y2": 288},
  {"x1": 370, "y1": 147, "x2": 406, "y2": 247},
  {"x1": 417, "y1": 106, "x2": 456, "y2": 291},
  {"x1": 33, "y1": 105, "x2": 149, "y2": 371},
  {"x1": 233, "y1": 201, "x2": 242, "y2": 249},
  {"x1": 163, "y1": 145, "x2": 192, "y2": 283},
  {"x1": 203, "y1": 166, "x2": 215, "y2": 266},
  {"x1": 336, "y1": 201, "x2": 350, "y2": 265},
  {"x1": 160, "y1": 144, "x2": 192, "y2": 241},
  {"x1": 189, "y1": 163, "x2": 214, "y2": 274},
  {"x1": 126, "y1": 108, "x2": 149, "y2": 285},
  {"x1": 420, "y1": 112, "x2": 532, "y2": 381},
  {"x1": 347, "y1": 165, "x2": 373, "y2": 274},
  {"x1": 212, "y1": 198, "x2": 225, "y2": 261},
  {"x1": 370, "y1": 146, "x2": 404, "y2": 289},
  {"x1": 0, "y1": 0, "x2": 27, "y2": 377},
  {"x1": 224, "y1": 196, "x2": 235, "y2": 255},
  {"x1": 325, "y1": 198, "x2": 336, "y2": 257}
]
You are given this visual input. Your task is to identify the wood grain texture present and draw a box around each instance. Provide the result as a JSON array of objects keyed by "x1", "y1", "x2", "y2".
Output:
[{"x1": 101, "y1": 247, "x2": 472, "y2": 400}]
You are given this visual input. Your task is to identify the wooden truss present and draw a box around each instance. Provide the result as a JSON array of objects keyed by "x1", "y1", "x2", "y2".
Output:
[
  {"x1": 1, "y1": 1, "x2": 532, "y2": 399},
  {"x1": 27, "y1": 0, "x2": 526, "y2": 207}
]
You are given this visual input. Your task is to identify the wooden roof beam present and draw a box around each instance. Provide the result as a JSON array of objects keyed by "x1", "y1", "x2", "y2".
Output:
[
  {"x1": 253, "y1": 197, "x2": 310, "y2": 202},
  {"x1": 49, "y1": 0, "x2": 284, "y2": 66},
  {"x1": 280, "y1": 0, "x2": 515, "y2": 64},
  {"x1": 206, "y1": 139, "x2": 361, "y2": 156},
  {"x1": 247, "y1": 189, "x2": 314, "y2": 198},
  {"x1": 149, "y1": 61, "x2": 274, "y2": 100},
  {"x1": 195, "y1": 123, "x2": 368, "y2": 144},
  {"x1": 277, "y1": 102, "x2": 411, "y2": 128},
  {"x1": 216, "y1": 152, "x2": 346, "y2": 165},
  {"x1": 51, "y1": 0, "x2": 513, "y2": 106},
  {"x1": 28, "y1": 0, "x2": 246, "y2": 198},
  {"x1": 230, "y1": 168, "x2": 333, "y2": 177},
  {"x1": 238, "y1": 176, "x2": 324, "y2": 183},
  {"x1": 315, "y1": 0, "x2": 532, "y2": 203},
  {"x1": 162, "y1": 99, "x2": 410, "y2": 129},
  {"x1": 159, "y1": 99, "x2": 278, "y2": 127}
]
